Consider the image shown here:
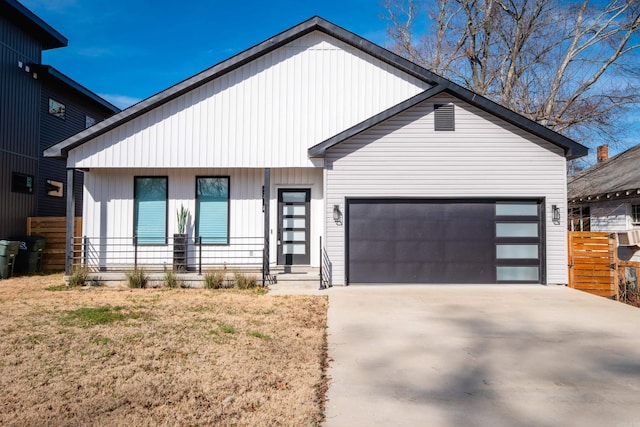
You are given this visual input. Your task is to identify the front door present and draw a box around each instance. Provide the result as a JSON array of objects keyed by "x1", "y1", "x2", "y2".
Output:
[{"x1": 277, "y1": 189, "x2": 310, "y2": 265}]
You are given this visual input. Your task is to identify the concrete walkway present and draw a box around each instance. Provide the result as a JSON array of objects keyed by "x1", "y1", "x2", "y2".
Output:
[{"x1": 323, "y1": 285, "x2": 640, "y2": 427}]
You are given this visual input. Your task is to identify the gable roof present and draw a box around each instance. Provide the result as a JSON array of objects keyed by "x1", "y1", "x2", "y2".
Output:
[
  {"x1": 34, "y1": 65, "x2": 120, "y2": 114},
  {"x1": 308, "y1": 82, "x2": 587, "y2": 159},
  {"x1": 1, "y1": 0, "x2": 67, "y2": 50},
  {"x1": 44, "y1": 16, "x2": 587, "y2": 161},
  {"x1": 568, "y1": 144, "x2": 640, "y2": 202}
]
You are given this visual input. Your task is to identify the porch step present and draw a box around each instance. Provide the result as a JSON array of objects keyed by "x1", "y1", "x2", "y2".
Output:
[
  {"x1": 272, "y1": 266, "x2": 320, "y2": 284},
  {"x1": 270, "y1": 265, "x2": 319, "y2": 275}
]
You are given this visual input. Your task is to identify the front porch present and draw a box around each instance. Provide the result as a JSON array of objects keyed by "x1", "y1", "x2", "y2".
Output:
[{"x1": 71, "y1": 234, "x2": 331, "y2": 289}]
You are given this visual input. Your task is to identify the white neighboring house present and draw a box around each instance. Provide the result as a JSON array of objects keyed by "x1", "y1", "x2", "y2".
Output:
[
  {"x1": 568, "y1": 144, "x2": 640, "y2": 262},
  {"x1": 45, "y1": 17, "x2": 587, "y2": 286}
]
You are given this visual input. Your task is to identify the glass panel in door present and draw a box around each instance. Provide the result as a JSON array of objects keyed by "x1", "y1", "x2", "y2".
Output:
[{"x1": 277, "y1": 189, "x2": 310, "y2": 265}]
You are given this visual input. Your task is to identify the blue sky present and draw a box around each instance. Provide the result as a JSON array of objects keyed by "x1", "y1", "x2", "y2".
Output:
[{"x1": 23, "y1": 0, "x2": 390, "y2": 109}]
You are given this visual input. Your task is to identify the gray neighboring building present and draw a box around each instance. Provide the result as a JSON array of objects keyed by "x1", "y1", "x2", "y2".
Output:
[
  {"x1": 568, "y1": 143, "x2": 640, "y2": 261},
  {"x1": 0, "y1": 0, "x2": 118, "y2": 238}
]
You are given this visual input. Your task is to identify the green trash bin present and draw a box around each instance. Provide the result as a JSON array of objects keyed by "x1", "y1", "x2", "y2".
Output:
[
  {"x1": 11, "y1": 236, "x2": 46, "y2": 274},
  {"x1": 0, "y1": 240, "x2": 20, "y2": 279}
]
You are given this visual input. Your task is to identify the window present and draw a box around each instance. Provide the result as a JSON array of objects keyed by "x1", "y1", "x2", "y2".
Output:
[
  {"x1": 134, "y1": 177, "x2": 167, "y2": 244},
  {"x1": 48, "y1": 98, "x2": 65, "y2": 119},
  {"x1": 11, "y1": 172, "x2": 34, "y2": 194},
  {"x1": 434, "y1": 103, "x2": 455, "y2": 131},
  {"x1": 632, "y1": 205, "x2": 640, "y2": 225},
  {"x1": 196, "y1": 177, "x2": 229, "y2": 244},
  {"x1": 568, "y1": 206, "x2": 590, "y2": 231},
  {"x1": 85, "y1": 115, "x2": 96, "y2": 128}
]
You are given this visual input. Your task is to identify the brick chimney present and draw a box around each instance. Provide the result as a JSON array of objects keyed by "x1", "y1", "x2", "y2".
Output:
[{"x1": 597, "y1": 144, "x2": 608, "y2": 163}]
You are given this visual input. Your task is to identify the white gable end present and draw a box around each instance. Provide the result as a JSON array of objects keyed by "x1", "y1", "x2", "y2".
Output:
[{"x1": 68, "y1": 31, "x2": 430, "y2": 168}]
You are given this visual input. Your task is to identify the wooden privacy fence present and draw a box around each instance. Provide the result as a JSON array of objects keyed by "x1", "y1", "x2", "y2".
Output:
[
  {"x1": 567, "y1": 232, "x2": 619, "y2": 299},
  {"x1": 27, "y1": 217, "x2": 82, "y2": 271}
]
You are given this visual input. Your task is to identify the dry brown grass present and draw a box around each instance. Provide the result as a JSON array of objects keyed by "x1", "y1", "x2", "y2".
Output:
[{"x1": 0, "y1": 273, "x2": 328, "y2": 426}]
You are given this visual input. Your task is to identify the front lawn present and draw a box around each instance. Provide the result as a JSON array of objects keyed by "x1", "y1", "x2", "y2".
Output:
[{"x1": 0, "y1": 273, "x2": 328, "y2": 426}]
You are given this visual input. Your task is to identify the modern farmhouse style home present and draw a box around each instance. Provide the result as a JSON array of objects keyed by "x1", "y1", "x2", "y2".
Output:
[{"x1": 45, "y1": 17, "x2": 587, "y2": 286}]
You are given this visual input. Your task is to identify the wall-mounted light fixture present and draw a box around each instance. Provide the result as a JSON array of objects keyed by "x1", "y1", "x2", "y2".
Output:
[
  {"x1": 552, "y1": 204, "x2": 561, "y2": 225},
  {"x1": 333, "y1": 204, "x2": 343, "y2": 225}
]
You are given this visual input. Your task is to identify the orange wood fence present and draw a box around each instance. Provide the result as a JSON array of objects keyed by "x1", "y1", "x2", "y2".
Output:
[
  {"x1": 567, "y1": 231, "x2": 619, "y2": 299},
  {"x1": 26, "y1": 217, "x2": 82, "y2": 271}
]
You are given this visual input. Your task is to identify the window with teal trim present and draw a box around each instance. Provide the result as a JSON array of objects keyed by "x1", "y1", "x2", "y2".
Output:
[
  {"x1": 196, "y1": 177, "x2": 229, "y2": 244},
  {"x1": 134, "y1": 177, "x2": 167, "y2": 244}
]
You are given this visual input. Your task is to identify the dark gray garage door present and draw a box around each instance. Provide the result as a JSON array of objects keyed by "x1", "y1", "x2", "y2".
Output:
[{"x1": 346, "y1": 199, "x2": 543, "y2": 284}]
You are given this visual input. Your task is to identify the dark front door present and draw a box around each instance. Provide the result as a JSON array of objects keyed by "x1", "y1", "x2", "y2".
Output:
[{"x1": 277, "y1": 189, "x2": 311, "y2": 265}]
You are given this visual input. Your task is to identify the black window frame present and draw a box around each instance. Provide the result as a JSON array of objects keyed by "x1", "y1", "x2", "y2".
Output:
[
  {"x1": 48, "y1": 97, "x2": 66, "y2": 120},
  {"x1": 133, "y1": 176, "x2": 169, "y2": 246},
  {"x1": 195, "y1": 176, "x2": 231, "y2": 246},
  {"x1": 11, "y1": 172, "x2": 35, "y2": 195},
  {"x1": 632, "y1": 204, "x2": 640, "y2": 225}
]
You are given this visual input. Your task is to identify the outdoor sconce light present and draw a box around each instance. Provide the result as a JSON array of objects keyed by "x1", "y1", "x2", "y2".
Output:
[
  {"x1": 552, "y1": 204, "x2": 561, "y2": 225},
  {"x1": 333, "y1": 204, "x2": 343, "y2": 225}
]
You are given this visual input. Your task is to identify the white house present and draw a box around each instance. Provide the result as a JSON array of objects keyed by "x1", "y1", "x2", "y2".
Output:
[{"x1": 45, "y1": 17, "x2": 587, "y2": 286}]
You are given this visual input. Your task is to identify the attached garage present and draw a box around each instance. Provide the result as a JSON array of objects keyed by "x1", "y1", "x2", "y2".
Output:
[{"x1": 346, "y1": 199, "x2": 544, "y2": 285}]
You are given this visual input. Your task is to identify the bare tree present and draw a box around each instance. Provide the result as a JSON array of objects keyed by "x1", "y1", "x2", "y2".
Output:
[{"x1": 383, "y1": 0, "x2": 640, "y2": 153}]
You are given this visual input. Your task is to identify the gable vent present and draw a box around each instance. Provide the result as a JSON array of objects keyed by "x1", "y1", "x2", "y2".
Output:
[{"x1": 434, "y1": 103, "x2": 455, "y2": 131}]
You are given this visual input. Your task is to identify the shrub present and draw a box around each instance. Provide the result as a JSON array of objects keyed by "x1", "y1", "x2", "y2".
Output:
[
  {"x1": 126, "y1": 268, "x2": 148, "y2": 289},
  {"x1": 204, "y1": 269, "x2": 226, "y2": 289},
  {"x1": 234, "y1": 271, "x2": 258, "y2": 289},
  {"x1": 164, "y1": 270, "x2": 182, "y2": 289},
  {"x1": 68, "y1": 266, "x2": 89, "y2": 287}
]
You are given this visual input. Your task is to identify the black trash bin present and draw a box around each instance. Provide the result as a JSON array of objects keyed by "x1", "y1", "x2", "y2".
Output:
[
  {"x1": 11, "y1": 236, "x2": 46, "y2": 274},
  {"x1": 0, "y1": 240, "x2": 20, "y2": 279}
]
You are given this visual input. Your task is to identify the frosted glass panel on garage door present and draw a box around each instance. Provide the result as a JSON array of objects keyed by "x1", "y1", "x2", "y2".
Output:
[
  {"x1": 496, "y1": 223, "x2": 538, "y2": 238},
  {"x1": 496, "y1": 202, "x2": 538, "y2": 216},
  {"x1": 496, "y1": 244, "x2": 539, "y2": 259},
  {"x1": 496, "y1": 266, "x2": 539, "y2": 281}
]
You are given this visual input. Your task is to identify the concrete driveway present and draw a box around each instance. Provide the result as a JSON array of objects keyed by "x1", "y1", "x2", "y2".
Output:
[{"x1": 324, "y1": 285, "x2": 640, "y2": 427}]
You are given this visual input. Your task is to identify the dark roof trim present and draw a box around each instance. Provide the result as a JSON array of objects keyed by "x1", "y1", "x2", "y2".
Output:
[
  {"x1": 34, "y1": 65, "x2": 120, "y2": 114},
  {"x1": 44, "y1": 15, "x2": 586, "y2": 161},
  {"x1": 441, "y1": 84, "x2": 587, "y2": 160},
  {"x1": 309, "y1": 82, "x2": 588, "y2": 160},
  {"x1": 308, "y1": 86, "x2": 446, "y2": 157},
  {"x1": 44, "y1": 16, "x2": 445, "y2": 160},
  {"x1": 2, "y1": 0, "x2": 67, "y2": 50}
]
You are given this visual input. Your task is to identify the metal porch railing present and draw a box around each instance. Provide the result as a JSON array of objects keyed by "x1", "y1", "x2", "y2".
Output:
[
  {"x1": 319, "y1": 236, "x2": 332, "y2": 290},
  {"x1": 72, "y1": 235, "x2": 266, "y2": 275}
]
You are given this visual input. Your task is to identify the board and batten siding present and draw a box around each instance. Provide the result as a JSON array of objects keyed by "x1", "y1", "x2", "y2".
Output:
[
  {"x1": 325, "y1": 94, "x2": 568, "y2": 285},
  {"x1": 67, "y1": 31, "x2": 430, "y2": 169},
  {"x1": 82, "y1": 168, "x2": 263, "y2": 268},
  {"x1": 269, "y1": 168, "x2": 324, "y2": 267},
  {"x1": 0, "y1": 14, "x2": 42, "y2": 237}
]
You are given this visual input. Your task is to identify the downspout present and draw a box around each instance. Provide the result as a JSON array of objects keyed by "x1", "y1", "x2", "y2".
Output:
[{"x1": 65, "y1": 168, "x2": 75, "y2": 276}]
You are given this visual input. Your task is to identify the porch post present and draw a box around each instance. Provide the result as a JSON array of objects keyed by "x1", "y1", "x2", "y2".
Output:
[
  {"x1": 263, "y1": 168, "x2": 271, "y2": 282},
  {"x1": 65, "y1": 168, "x2": 75, "y2": 276}
]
